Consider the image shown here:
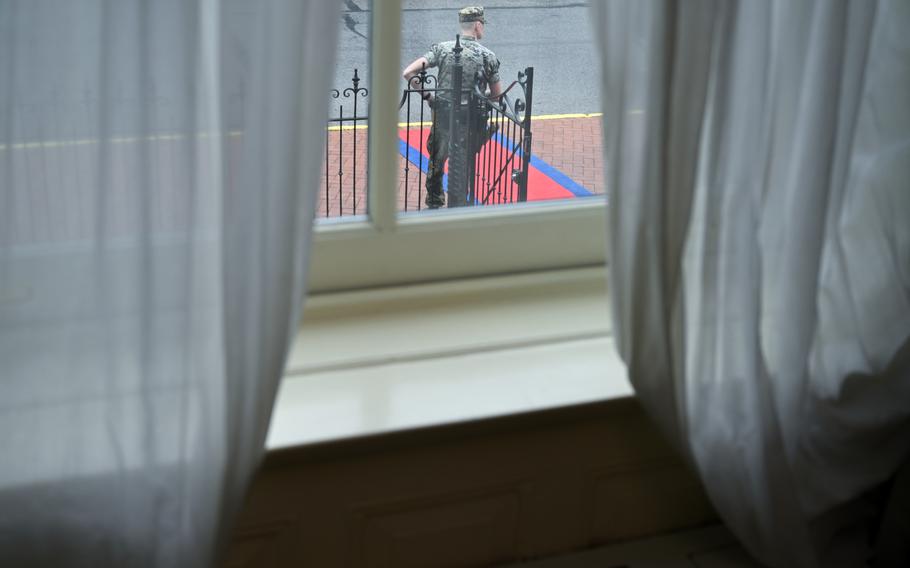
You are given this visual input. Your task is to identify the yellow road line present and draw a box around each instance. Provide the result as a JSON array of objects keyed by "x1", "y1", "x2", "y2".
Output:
[
  {"x1": 327, "y1": 112, "x2": 603, "y2": 131},
  {"x1": 327, "y1": 124, "x2": 371, "y2": 131},
  {"x1": 531, "y1": 112, "x2": 603, "y2": 121}
]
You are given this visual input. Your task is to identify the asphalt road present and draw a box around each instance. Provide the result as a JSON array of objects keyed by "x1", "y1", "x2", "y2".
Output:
[{"x1": 333, "y1": 0, "x2": 601, "y2": 118}]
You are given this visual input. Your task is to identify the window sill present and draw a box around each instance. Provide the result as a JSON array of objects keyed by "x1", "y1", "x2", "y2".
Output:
[
  {"x1": 267, "y1": 265, "x2": 632, "y2": 450},
  {"x1": 306, "y1": 198, "x2": 608, "y2": 293}
]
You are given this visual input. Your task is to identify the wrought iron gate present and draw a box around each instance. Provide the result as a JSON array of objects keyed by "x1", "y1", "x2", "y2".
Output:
[
  {"x1": 323, "y1": 69, "x2": 368, "y2": 217},
  {"x1": 400, "y1": 35, "x2": 534, "y2": 210},
  {"x1": 322, "y1": 40, "x2": 535, "y2": 217}
]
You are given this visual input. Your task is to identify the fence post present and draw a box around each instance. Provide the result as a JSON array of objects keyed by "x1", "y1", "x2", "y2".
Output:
[
  {"x1": 447, "y1": 34, "x2": 468, "y2": 206},
  {"x1": 518, "y1": 67, "x2": 534, "y2": 202},
  {"x1": 450, "y1": 34, "x2": 463, "y2": 140}
]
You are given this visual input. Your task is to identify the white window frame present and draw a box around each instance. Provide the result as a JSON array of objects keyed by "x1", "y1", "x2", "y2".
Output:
[{"x1": 307, "y1": 0, "x2": 607, "y2": 293}]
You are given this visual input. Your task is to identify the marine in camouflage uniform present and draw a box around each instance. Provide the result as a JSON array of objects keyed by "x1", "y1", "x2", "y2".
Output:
[{"x1": 402, "y1": 6, "x2": 503, "y2": 208}]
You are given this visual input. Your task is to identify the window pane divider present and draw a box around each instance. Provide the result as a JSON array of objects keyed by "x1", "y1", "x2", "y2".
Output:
[{"x1": 366, "y1": 0, "x2": 401, "y2": 233}]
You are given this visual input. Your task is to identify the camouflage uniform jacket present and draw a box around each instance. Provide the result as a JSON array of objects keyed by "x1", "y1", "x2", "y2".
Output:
[{"x1": 423, "y1": 36, "x2": 500, "y2": 103}]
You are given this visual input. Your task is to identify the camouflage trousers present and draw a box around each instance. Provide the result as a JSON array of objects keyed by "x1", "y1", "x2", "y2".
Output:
[
  {"x1": 424, "y1": 110, "x2": 452, "y2": 209},
  {"x1": 425, "y1": 106, "x2": 493, "y2": 209}
]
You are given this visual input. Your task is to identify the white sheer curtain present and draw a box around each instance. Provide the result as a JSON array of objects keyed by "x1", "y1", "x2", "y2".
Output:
[
  {"x1": 592, "y1": 0, "x2": 909, "y2": 566},
  {"x1": 0, "y1": 1, "x2": 339, "y2": 566}
]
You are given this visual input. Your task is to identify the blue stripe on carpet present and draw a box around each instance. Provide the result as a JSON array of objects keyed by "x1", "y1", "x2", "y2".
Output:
[{"x1": 398, "y1": 138, "x2": 447, "y2": 190}]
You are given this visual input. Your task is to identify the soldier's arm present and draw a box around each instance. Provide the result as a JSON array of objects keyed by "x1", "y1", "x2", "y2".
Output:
[
  {"x1": 489, "y1": 80, "x2": 503, "y2": 99},
  {"x1": 403, "y1": 56, "x2": 435, "y2": 102},
  {"x1": 485, "y1": 54, "x2": 503, "y2": 99},
  {"x1": 402, "y1": 57, "x2": 430, "y2": 85}
]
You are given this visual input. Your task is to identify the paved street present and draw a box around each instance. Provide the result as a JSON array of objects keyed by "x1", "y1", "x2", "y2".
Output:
[{"x1": 334, "y1": 0, "x2": 601, "y2": 116}]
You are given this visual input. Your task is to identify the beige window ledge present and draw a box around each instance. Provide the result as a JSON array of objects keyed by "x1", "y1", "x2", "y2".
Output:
[{"x1": 266, "y1": 266, "x2": 633, "y2": 449}]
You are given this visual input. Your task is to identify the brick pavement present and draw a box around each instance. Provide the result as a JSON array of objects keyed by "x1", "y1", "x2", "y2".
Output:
[
  {"x1": 318, "y1": 127, "x2": 369, "y2": 218},
  {"x1": 531, "y1": 115, "x2": 604, "y2": 196},
  {"x1": 317, "y1": 114, "x2": 604, "y2": 219}
]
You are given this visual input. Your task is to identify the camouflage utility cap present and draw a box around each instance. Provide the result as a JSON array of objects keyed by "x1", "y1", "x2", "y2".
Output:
[{"x1": 459, "y1": 6, "x2": 485, "y2": 23}]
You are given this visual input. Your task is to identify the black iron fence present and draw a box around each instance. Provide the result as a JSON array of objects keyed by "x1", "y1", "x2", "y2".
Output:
[
  {"x1": 471, "y1": 67, "x2": 534, "y2": 206},
  {"x1": 323, "y1": 69, "x2": 368, "y2": 217},
  {"x1": 323, "y1": 38, "x2": 534, "y2": 217}
]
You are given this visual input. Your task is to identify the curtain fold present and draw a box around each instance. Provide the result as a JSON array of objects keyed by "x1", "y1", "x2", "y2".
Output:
[
  {"x1": 0, "y1": 1, "x2": 339, "y2": 566},
  {"x1": 592, "y1": 0, "x2": 910, "y2": 566}
]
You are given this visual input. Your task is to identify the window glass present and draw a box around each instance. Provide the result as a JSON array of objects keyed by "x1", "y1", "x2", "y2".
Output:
[
  {"x1": 398, "y1": 0, "x2": 602, "y2": 214},
  {"x1": 317, "y1": 0, "x2": 371, "y2": 220},
  {"x1": 307, "y1": 1, "x2": 609, "y2": 292}
]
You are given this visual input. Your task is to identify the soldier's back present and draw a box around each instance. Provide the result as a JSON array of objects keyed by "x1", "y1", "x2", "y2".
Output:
[{"x1": 430, "y1": 38, "x2": 500, "y2": 96}]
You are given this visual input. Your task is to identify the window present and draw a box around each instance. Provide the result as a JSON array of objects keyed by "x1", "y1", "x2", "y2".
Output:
[
  {"x1": 308, "y1": 0, "x2": 607, "y2": 293},
  {"x1": 319, "y1": 0, "x2": 372, "y2": 219}
]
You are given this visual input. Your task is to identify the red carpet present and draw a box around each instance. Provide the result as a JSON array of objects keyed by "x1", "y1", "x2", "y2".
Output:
[{"x1": 399, "y1": 127, "x2": 577, "y2": 202}]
